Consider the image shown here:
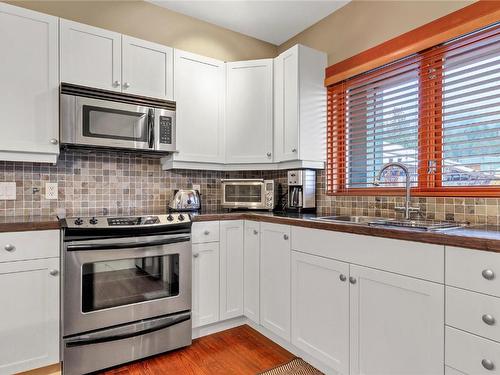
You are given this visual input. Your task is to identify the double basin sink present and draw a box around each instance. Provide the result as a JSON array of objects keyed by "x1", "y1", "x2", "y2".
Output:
[{"x1": 312, "y1": 216, "x2": 464, "y2": 231}]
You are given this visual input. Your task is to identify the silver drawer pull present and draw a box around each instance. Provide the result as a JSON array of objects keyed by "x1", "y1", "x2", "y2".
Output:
[
  {"x1": 482, "y1": 359, "x2": 495, "y2": 371},
  {"x1": 283, "y1": 234, "x2": 289, "y2": 240},
  {"x1": 203, "y1": 230, "x2": 210, "y2": 235},
  {"x1": 349, "y1": 276, "x2": 357, "y2": 284},
  {"x1": 339, "y1": 274, "x2": 347, "y2": 282},
  {"x1": 482, "y1": 314, "x2": 496, "y2": 326},
  {"x1": 4, "y1": 244, "x2": 15, "y2": 252},
  {"x1": 49, "y1": 269, "x2": 58, "y2": 276},
  {"x1": 253, "y1": 230, "x2": 258, "y2": 235},
  {"x1": 482, "y1": 269, "x2": 495, "y2": 280},
  {"x1": 193, "y1": 253, "x2": 199, "y2": 258}
]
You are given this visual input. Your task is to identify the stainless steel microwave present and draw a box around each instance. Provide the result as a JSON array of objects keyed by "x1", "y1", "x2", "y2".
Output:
[
  {"x1": 221, "y1": 179, "x2": 276, "y2": 211},
  {"x1": 60, "y1": 83, "x2": 176, "y2": 153}
]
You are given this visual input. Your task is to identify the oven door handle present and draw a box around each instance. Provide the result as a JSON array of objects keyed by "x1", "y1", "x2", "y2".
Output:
[
  {"x1": 66, "y1": 235, "x2": 191, "y2": 251},
  {"x1": 65, "y1": 311, "x2": 191, "y2": 347}
]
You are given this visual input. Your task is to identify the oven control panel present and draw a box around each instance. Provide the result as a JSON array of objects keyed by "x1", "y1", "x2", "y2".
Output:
[{"x1": 63, "y1": 214, "x2": 190, "y2": 229}]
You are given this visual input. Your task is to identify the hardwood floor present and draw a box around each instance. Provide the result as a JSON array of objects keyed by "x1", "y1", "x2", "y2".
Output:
[{"x1": 100, "y1": 325, "x2": 295, "y2": 375}]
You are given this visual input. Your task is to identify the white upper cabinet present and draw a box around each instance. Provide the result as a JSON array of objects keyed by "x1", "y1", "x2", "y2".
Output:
[
  {"x1": 226, "y1": 59, "x2": 273, "y2": 163},
  {"x1": 0, "y1": 3, "x2": 59, "y2": 163},
  {"x1": 349, "y1": 265, "x2": 444, "y2": 375},
  {"x1": 169, "y1": 50, "x2": 225, "y2": 163},
  {"x1": 274, "y1": 45, "x2": 327, "y2": 164},
  {"x1": 60, "y1": 19, "x2": 122, "y2": 91},
  {"x1": 122, "y1": 35, "x2": 173, "y2": 99}
]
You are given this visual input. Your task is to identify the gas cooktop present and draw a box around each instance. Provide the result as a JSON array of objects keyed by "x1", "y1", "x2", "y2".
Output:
[{"x1": 62, "y1": 214, "x2": 190, "y2": 229}]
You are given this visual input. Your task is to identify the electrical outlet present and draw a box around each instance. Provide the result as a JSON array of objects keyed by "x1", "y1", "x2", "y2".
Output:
[
  {"x1": 45, "y1": 183, "x2": 58, "y2": 200},
  {"x1": 192, "y1": 184, "x2": 201, "y2": 192},
  {"x1": 0, "y1": 182, "x2": 16, "y2": 200}
]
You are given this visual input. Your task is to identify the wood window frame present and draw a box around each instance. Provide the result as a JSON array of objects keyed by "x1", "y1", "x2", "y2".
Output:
[{"x1": 325, "y1": 1, "x2": 500, "y2": 197}]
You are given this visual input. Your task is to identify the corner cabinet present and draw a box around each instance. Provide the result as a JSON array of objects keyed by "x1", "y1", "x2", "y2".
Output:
[
  {"x1": 225, "y1": 59, "x2": 273, "y2": 163},
  {"x1": 0, "y1": 3, "x2": 59, "y2": 163},
  {"x1": 244, "y1": 221, "x2": 261, "y2": 324},
  {"x1": 164, "y1": 50, "x2": 226, "y2": 164},
  {"x1": 274, "y1": 45, "x2": 327, "y2": 165},
  {"x1": 260, "y1": 222, "x2": 291, "y2": 341},
  {"x1": 60, "y1": 19, "x2": 173, "y2": 99}
]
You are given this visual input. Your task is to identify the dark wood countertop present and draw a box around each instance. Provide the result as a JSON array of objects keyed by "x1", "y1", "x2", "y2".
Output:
[
  {"x1": 1, "y1": 212, "x2": 499, "y2": 253},
  {"x1": 192, "y1": 211, "x2": 500, "y2": 253},
  {"x1": 0, "y1": 216, "x2": 60, "y2": 233}
]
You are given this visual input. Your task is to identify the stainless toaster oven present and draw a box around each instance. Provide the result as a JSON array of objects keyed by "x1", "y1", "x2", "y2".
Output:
[{"x1": 221, "y1": 179, "x2": 276, "y2": 211}]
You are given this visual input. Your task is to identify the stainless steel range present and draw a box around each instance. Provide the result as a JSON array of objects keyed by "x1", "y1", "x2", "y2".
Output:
[{"x1": 60, "y1": 214, "x2": 192, "y2": 375}]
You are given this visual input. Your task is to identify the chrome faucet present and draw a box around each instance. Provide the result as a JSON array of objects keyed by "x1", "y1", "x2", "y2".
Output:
[{"x1": 374, "y1": 162, "x2": 419, "y2": 220}]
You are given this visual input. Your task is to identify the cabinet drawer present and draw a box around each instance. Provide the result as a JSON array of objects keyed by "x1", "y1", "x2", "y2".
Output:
[
  {"x1": 446, "y1": 326, "x2": 500, "y2": 375},
  {"x1": 447, "y1": 286, "x2": 500, "y2": 343},
  {"x1": 0, "y1": 230, "x2": 59, "y2": 262},
  {"x1": 192, "y1": 221, "x2": 220, "y2": 243},
  {"x1": 446, "y1": 246, "x2": 500, "y2": 297}
]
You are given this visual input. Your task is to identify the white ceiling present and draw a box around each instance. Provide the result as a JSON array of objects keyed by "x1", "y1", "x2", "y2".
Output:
[{"x1": 149, "y1": 0, "x2": 350, "y2": 45}]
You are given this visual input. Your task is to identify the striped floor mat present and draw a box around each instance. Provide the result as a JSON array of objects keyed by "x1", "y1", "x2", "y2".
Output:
[{"x1": 259, "y1": 358, "x2": 324, "y2": 375}]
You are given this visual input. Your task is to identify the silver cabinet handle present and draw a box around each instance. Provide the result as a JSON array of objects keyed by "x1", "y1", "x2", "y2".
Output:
[
  {"x1": 123, "y1": 82, "x2": 130, "y2": 89},
  {"x1": 49, "y1": 269, "x2": 58, "y2": 276},
  {"x1": 113, "y1": 80, "x2": 121, "y2": 87},
  {"x1": 283, "y1": 234, "x2": 289, "y2": 240},
  {"x1": 253, "y1": 229, "x2": 258, "y2": 235},
  {"x1": 349, "y1": 276, "x2": 357, "y2": 284},
  {"x1": 193, "y1": 253, "x2": 199, "y2": 258},
  {"x1": 291, "y1": 148, "x2": 297, "y2": 153},
  {"x1": 50, "y1": 138, "x2": 58, "y2": 145},
  {"x1": 203, "y1": 230, "x2": 210, "y2": 235},
  {"x1": 266, "y1": 152, "x2": 272, "y2": 157},
  {"x1": 339, "y1": 274, "x2": 347, "y2": 282},
  {"x1": 482, "y1": 269, "x2": 495, "y2": 280},
  {"x1": 482, "y1": 314, "x2": 496, "y2": 326},
  {"x1": 482, "y1": 359, "x2": 495, "y2": 371},
  {"x1": 4, "y1": 244, "x2": 15, "y2": 252}
]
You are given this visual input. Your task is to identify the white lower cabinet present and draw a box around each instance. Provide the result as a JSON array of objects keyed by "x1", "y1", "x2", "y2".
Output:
[
  {"x1": 192, "y1": 242, "x2": 219, "y2": 328},
  {"x1": 349, "y1": 264, "x2": 444, "y2": 375},
  {"x1": 244, "y1": 221, "x2": 260, "y2": 324},
  {"x1": 0, "y1": 257, "x2": 59, "y2": 374},
  {"x1": 260, "y1": 222, "x2": 291, "y2": 341},
  {"x1": 291, "y1": 251, "x2": 349, "y2": 373},
  {"x1": 219, "y1": 221, "x2": 244, "y2": 320}
]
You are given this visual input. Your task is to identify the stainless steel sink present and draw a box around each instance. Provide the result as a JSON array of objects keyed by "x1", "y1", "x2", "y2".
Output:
[
  {"x1": 313, "y1": 215, "x2": 387, "y2": 224},
  {"x1": 313, "y1": 216, "x2": 464, "y2": 231}
]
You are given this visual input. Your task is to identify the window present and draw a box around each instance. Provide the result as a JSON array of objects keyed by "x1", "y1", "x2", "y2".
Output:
[{"x1": 327, "y1": 23, "x2": 500, "y2": 196}]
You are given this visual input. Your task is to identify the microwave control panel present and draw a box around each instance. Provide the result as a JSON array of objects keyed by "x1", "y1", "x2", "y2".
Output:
[{"x1": 159, "y1": 116, "x2": 172, "y2": 144}]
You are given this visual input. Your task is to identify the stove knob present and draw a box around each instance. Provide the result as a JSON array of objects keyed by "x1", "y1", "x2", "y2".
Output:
[
  {"x1": 89, "y1": 217, "x2": 98, "y2": 225},
  {"x1": 74, "y1": 218, "x2": 84, "y2": 226},
  {"x1": 167, "y1": 214, "x2": 174, "y2": 222},
  {"x1": 178, "y1": 214, "x2": 185, "y2": 221}
]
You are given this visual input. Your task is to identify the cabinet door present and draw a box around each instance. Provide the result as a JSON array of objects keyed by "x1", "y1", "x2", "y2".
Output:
[
  {"x1": 260, "y1": 222, "x2": 291, "y2": 341},
  {"x1": 274, "y1": 46, "x2": 299, "y2": 162},
  {"x1": 291, "y1": 251, "x2": 349, "y2": 373},
  {"x1": 219, "y1": 220, "x2": 244, "y2": 320},
  {"x1": 350, "y1": 265, "x2": 444, "y2": 375},
  {"x1": 173, "y1": 50, "x2": 225, "y2": 163},
  {"x1": 192, "y1": 242, "x2": 219, "y2": 328},
  {"x1": 226, "y1": 59, "x2": 273, "y2": 163},
  {"x1": 244, "y1": 221, "x2": 260, "y2": 323},
  {"x1": 0, "y1": 3, "x2": 59, "y2": 161},
  {"x1": 122, "y1": 35, "x2": 173, "y2": 100},
  {"x1": 60, "y1": 19, "x2": 121, "y2": 91},
  {"x1": 0, "y1": 258, "x2": 59, "y2": 374}
]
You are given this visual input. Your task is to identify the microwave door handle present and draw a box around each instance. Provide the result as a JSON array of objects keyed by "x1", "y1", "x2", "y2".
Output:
[{"x1": 148, "y1": 108, "x2": 155, "y2": 149}]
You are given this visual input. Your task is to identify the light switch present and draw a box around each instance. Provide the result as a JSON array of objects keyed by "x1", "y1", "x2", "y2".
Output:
[
  {"x1": 45, "y1": 183, "x2": 58, "y2": 200},
  {"x1": 0, "y1": 182, "x2": 16, "y2": 200}
]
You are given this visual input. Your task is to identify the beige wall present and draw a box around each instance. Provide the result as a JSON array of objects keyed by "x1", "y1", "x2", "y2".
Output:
[
  {"x1": 279, "y1": 0, "x2": 476, "y2": 66},
  {"x1": 5, "y1": 0, "x2": 277, "y2": 62}
]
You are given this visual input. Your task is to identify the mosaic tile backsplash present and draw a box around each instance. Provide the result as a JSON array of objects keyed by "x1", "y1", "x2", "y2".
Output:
[{"x1": 0, "y1": 150, "x2": 497, "y2": 224}]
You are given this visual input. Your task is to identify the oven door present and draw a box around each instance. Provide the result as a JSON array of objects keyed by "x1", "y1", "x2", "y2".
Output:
[
  {"x1": 63, "y1": 233, "x2": 191, "y2": 336},
  {"x1": 221, "y1": 180, "x2": 266, "y2": 209},
  {"x1": 74, "y1": 96, "x2": 154, "y2": 150}
]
